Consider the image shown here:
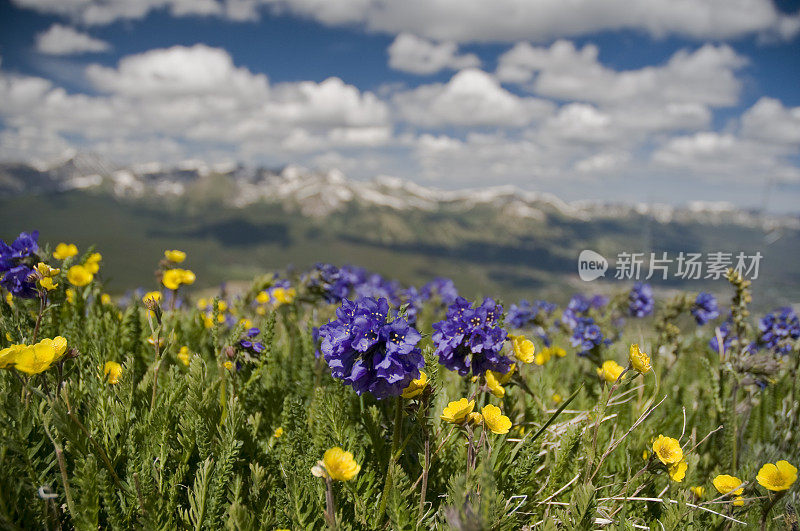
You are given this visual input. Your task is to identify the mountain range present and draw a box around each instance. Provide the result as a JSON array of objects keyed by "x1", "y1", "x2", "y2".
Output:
[{"x1": 1, "y1": 153, "x2": 798, "y2": 309}]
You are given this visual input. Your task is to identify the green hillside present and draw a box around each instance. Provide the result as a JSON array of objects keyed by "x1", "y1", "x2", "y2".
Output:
[{"x1": 2, "y1": 191, "x2": 798, "y2": 309}]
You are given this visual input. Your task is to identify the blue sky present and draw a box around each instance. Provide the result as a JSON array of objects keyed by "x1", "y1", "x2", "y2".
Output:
[{"x1": 0, "y1": 0, "x2": 799, "y2": 211}]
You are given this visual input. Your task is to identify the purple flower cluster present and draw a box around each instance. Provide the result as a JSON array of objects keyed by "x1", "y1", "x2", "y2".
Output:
[
  {"x1": 561, "y1": 294, "x2": 607, "y2": 329},
  {"x1": 570, "y1": 317, "x2": 611, "y2": 357},
  {"x1": 420, "y1": 277, "x2": 459, "y2": 306},
  {"x1": 319, "y1": 297, "x2": 424, "y2": 399},
  {"x1": 0, "y1": 231, "x2": 40, "y2": 298},
  {"x1": 305, "y1": 263, "x2": 352, "y2": 303},
  {"x1": 239, "y1": 327, "x2": 266, "y2": 355},
  {"x1": 708, "y1": 321, "x2": 755, "y2": 356},
  {"x1": 628, "y1": 282, "x2": 654, "y2": 318},
  {"x1": 691, "y1": 292, "x2": 720, "y2": 325},
  {"x1": 432, "y1": 297, "x2": 512, "y2": 376},
  {"x1": 757, "y1": 308, "x2": 800, "y2": 356},
  {"x1": 398, "y1": 286, "x2": 423, "y2": 325},
  {"x1": 507, "y1": 299, "x2": 557, "y2": 329}
]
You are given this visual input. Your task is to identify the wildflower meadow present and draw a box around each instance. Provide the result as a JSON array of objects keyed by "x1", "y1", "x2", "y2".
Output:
[{"x1": 1, "y1": 230, "x2": 799, "y2": 530}]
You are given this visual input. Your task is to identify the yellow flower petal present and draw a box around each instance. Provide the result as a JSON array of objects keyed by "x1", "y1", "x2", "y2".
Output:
[
  {"x1": 441, "y1": 398, "x2": 475, "y2": 424},
  {"x1": 322, "y1": 447, "x2": 360, "y2": 481},
  {"x1": 652, "y1": 434, "x2": 683, "y2": 465},
  {"x1": 481, "y1": 404, "x2": 512, "y2": 434}
]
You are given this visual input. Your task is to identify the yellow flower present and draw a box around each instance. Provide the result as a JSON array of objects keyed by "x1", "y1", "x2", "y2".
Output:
[
  {"x1": 484, "y1": 371, "x2": 505, "y2": 398},
  {"x1": 239, "y1": 318, "x2": 253, "y2": 329},
  {"x1": 66, "y1": 288, "x2": 75, "y2": 303},
  {"x1": 668, "y1": 460, "x2": 688, "y2": 482},
  {"x1": 162, "y1": 269, "x2": 195, "y2": 290},
  {"x1": 35, "y1": 262, "x2": 60, "y2": 277},
  {"x1": 103, "y1": 361, "x2": 123, "y2": 384},
  {"x1": 509, "y1": 335, "x2": 535, "y2": 364},
  {"x1": 67, "y1": 265, "x2": 93, "y2": 287},
  {"x1": 256, "y1": 291, "x2": 270, "y2": 304},
  {"x1": 53, "y1": 243, "x2": 78, "y2": 260},
  {"x1": 85, "y1": 252, "x2": 102, "y2": 274},
  {"x1": 401, "y1": 370, "x2": 428, "y2": 399},
  {"x1": 652, "y1": 435, "x2": 683, "y2": 465},
  {"x1": 534, "y1": 348, "x2": 551, "y2": 366},
  {"x1": 467, "y1": 412, "x2": 483, "y2": 425},
  {"x1": 629, "y1": 344, "x2": 651, "y2": 374},
  {"x1": 177, "y1": 346, "x2": 192, "y2": 366},
  {"x1": 273, "y1": 427, "x2": 284, "y2": 438},
  {"x1": 180, "y1": 269, "x2": 196, "y2": 285},
  {"x1": 224, "y1": 361, "x2": 233, "y2": 370},
  {"x1": 39, "y1": 277, "x2": 59, "y2": 291},
  {"x1": 690, "y1": 486, "x2": 705, "y2": 498},
  {"x1": 552, "y1": 346, "x2": 566, "y2": 357},
  {"x1": 321, "y1": 447, "x2": 360, "y2": 481},
  {"x1": 164, "y1": 250, "x2": 186, "y2": 263},
  {"x1": 143, "y1": 291, "x2": 162, "y2": 305},
  {"x1": 12, "y1": 337, "x2": 68, "y2": 375},
  {"x1": 441, "y1": 398, "x2": 475, "y2": 424},
  {"x1": 0, "y1": 344, "x2": 24, "y2": 369},
  {"x1": 756, "y1": 461, "x2": 797, "y2": 492},
  {"x1": 481, "y1": 404, "x2": 512, "y2": 434},
  {"x1": 100, "y1": 293, "x2": 111, "y2": 305},
  {"x1": 272, "y1": 287, "x2": 296, "y2": 305},
  {"x1": 4, "y1": 292, "x2": 12, "y2": 306},
  {"x1": 552, "y1": 393, "x2": 562, "y2": 404},
  {"x1": 597, "y1": 360, "x2": 625, "y2": 383},
  {"x1": 713, "y1": 474, "x2": 745, "y2": 497}
]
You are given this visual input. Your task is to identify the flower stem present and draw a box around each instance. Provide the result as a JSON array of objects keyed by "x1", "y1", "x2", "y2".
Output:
[
  {"x1": 377, "y1": 396, "x2": 403, "y2": 523},
  {"x1": 324, "y1": 478, "x2": 337, "y2": 529}
]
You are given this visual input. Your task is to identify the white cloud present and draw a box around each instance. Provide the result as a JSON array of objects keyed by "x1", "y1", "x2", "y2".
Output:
[
  {"x1": 740, "y1": 97, "x2": 800, "y2": 145},
  {"x1": 393, "y1": 68, "x2": 553, "y2": 127},
  {"x1": 0, "y1": 45, "x2": 392, "y2": 164},
  {"x1": 652, "y1": 131, "x2": 800, "y2": 182},
  {"x1": 387, "y1": 33, "x2": 480, "y2": 75},
  {"x1": 12, "y1": 0, "x2": 798, "y2": 41},
  {"x1": 86, "y1": 44, "x2": 269, "y2": 98},
  {"x1": 35, "y1": 24, "x2": 111, "y2": 55},
  {"x1": 497, "y1": 40, "x2": 746, "y2": 107}
]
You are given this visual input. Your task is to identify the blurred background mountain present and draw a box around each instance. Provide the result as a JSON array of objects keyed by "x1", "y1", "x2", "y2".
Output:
[{"x1": 2, "y1": 153, "x2": 798, "y2": 309}]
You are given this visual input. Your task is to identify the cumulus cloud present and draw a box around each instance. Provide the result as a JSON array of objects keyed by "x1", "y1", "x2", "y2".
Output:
[
  {"x1": 652, "y1": 127, "x2": 800, "y2": 184},
  {"x1": 740, "y1": 97, "x2": 800, "y2": 145},
  {"x1": 387, "y1": 33, "x2": 480, "y2": 75},
  {"x1": 11, "y1": 0, "x2": 798, "y2": 41},
  {"x1": 497, "y1": 40, "x2": 746, "y2": 107},
  {"x1": 0, "y1": 45, "x2": 391, "y2": 164},
  {"x1": 35, "y1": 24, "x2": 111, "y2": 55},
  {"x1": 393, "y1": 69, "x2": 553, "y2": 128}
]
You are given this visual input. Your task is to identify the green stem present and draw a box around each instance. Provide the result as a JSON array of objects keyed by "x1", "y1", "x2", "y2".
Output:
[
  {"x1": 43, "y1": 423, "x2": 76, "y2": 519},
  {"x1": 376, "y1": 397, "x2": 403, "y2": 523}
]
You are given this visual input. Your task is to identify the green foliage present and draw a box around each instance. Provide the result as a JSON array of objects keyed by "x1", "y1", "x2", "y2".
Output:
[{"x1": 0, "y1": 259, "x2": 798, "y2": 530}]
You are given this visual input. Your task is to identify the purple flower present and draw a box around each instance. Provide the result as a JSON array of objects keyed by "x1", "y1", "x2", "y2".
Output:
[
  {"x1": 0, "y1": 231, "x2": 40, "y2": 298},
  {"x1": 709, "y1": 319, "x2": 756, "y2": 355},
  {"x1": 507, "y1": 299, "x2": 557, "y2": 329},
  {"x1": 398, "y1": 286, "x2": 423, "y2": 325},
  {"x1": 431, "y1": 297, "x2": 512, "y2": 376},
  {"x1": 420, "y1": 277, "x2": 459, "y2": 306},
  {"x1": 691, "y1": 292, "x2": 720, "y2": 325},
  {"x1": 305, "y1": 263, "x2": 352, "y2": 303},
  {"x1": 757, "y1": 307, "x2": 800, "y2": 355},
  {"x1": 239, "y1": 327, "x2": 265, "y2": 355},
  {"x1": 319, "y1": 296, "x2": 424, "y2": 399},
  {"x1": 628, "y1": 282, "x2": 654, "y2": 318},
  {"x1": 570, "y1": 317, "x2": 611, "y2": 357}
]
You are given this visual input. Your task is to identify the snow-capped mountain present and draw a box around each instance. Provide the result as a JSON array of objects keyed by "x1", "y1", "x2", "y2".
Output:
[{"x1": 0, "y1": 153, "x2": 797, "y2": 230}]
